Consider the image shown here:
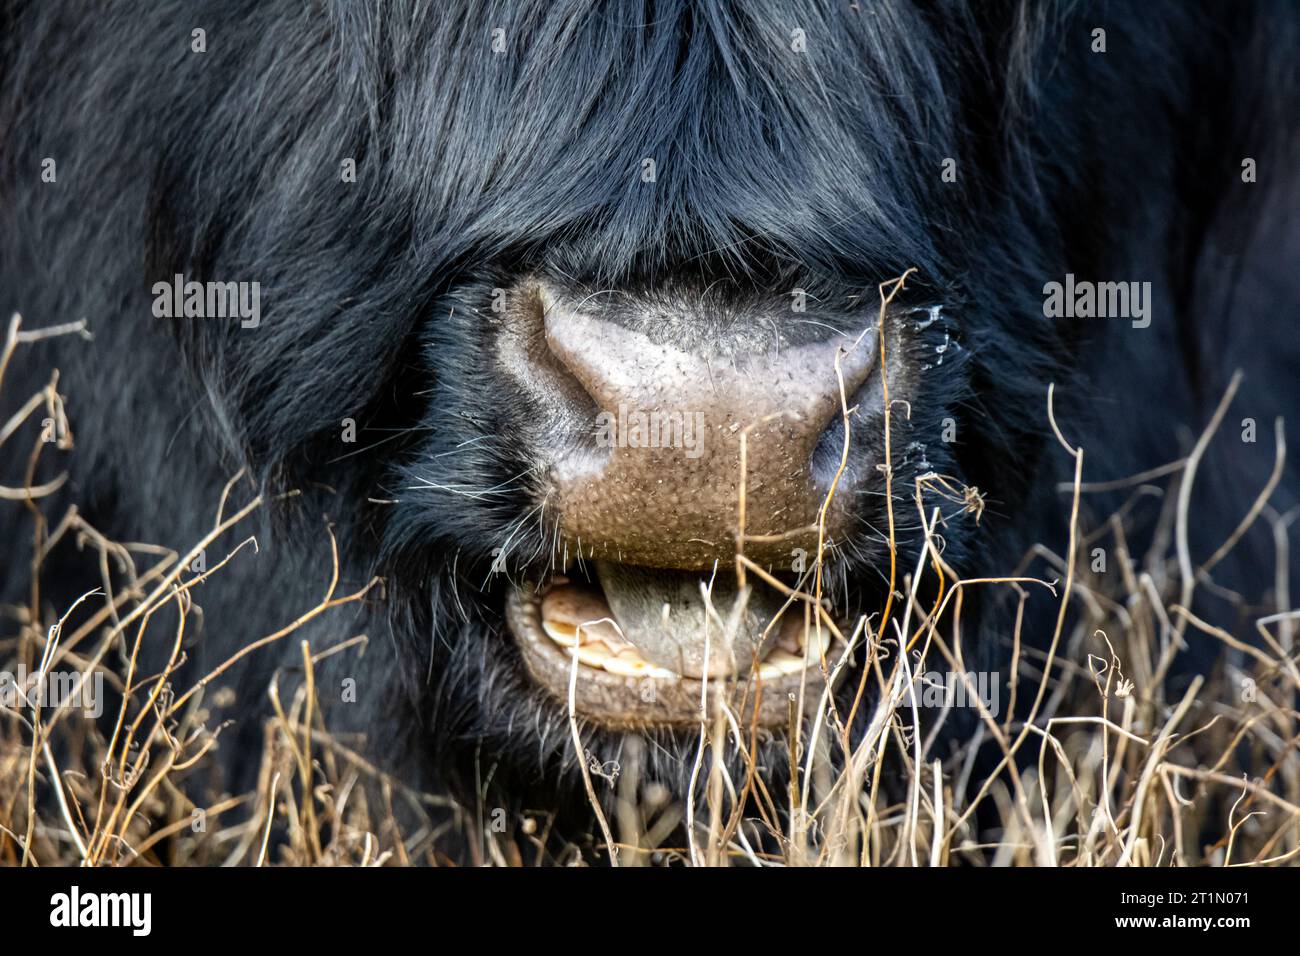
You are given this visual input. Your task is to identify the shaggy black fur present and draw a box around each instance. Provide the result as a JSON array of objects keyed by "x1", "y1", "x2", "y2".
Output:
[{"x1": 2, "y1": 1, "x2": 1297, "y2": 857}]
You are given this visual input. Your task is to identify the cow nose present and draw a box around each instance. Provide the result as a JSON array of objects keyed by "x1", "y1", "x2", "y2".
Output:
[{"x1": 530, "y1": 285, "x2": 877, "y2": 570}]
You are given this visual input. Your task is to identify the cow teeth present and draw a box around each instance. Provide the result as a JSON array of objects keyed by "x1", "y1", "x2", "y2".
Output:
[
  {"x1": 541, "y1": 583, "x2": 624, "y2": 646},
  {"x1": 802, "y1": 625, "x2": 832, "y2": 663},
  {"x1": 602, "y1": 651, "x2": 677, "y2": 680},
  {"x1": 595, "y1": 632, "x2": 633, "y2": 655},
  {"x1": 762, "y1": 649, "x2": 808, "y2": 677},
  {"x1": 542, "y1": 620, "x2": 580, "y2": 647},
  {"x1": 542, "y1": 617, "x2": 635, "y2": 652},
  {"x1": 599, "y1": 654, "x2": 644, "y2": 678},
  {"x1": 571, "y1": 641, "x2": 612, "y2": 668},
  {"x1": 539, "y1": 579, "x2": 834, "y2": 681},
  {"x1": 758, "y1": 660, "x2": 786, "y2": 681}
]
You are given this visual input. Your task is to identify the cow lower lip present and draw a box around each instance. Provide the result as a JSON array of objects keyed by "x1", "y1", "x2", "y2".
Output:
[{"x1": 505, "y1": 573, "x2": 839, "y2": 728}]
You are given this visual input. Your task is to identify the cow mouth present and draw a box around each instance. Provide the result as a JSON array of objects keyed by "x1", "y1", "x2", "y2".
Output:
[{"x1": 506, "y1": 561, "x2": 840, "y2": 728}]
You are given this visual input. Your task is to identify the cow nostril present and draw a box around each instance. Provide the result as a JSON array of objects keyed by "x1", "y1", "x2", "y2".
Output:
[
  {"x1": 538, "y1": 287, "x2": 613, "y2": 411},
  {"x1": 496, "y1": 281, "x2": 605, "y2": 437}
]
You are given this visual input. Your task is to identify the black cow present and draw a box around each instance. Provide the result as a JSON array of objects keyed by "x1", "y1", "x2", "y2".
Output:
[{"x1": 2, "y1": 0, "x2": 1297, "y2": 857}]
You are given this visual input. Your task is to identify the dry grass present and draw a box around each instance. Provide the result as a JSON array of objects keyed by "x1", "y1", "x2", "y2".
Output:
[{"x1": 2, "y1": 301, "x2": 1298, "y2": 867}]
